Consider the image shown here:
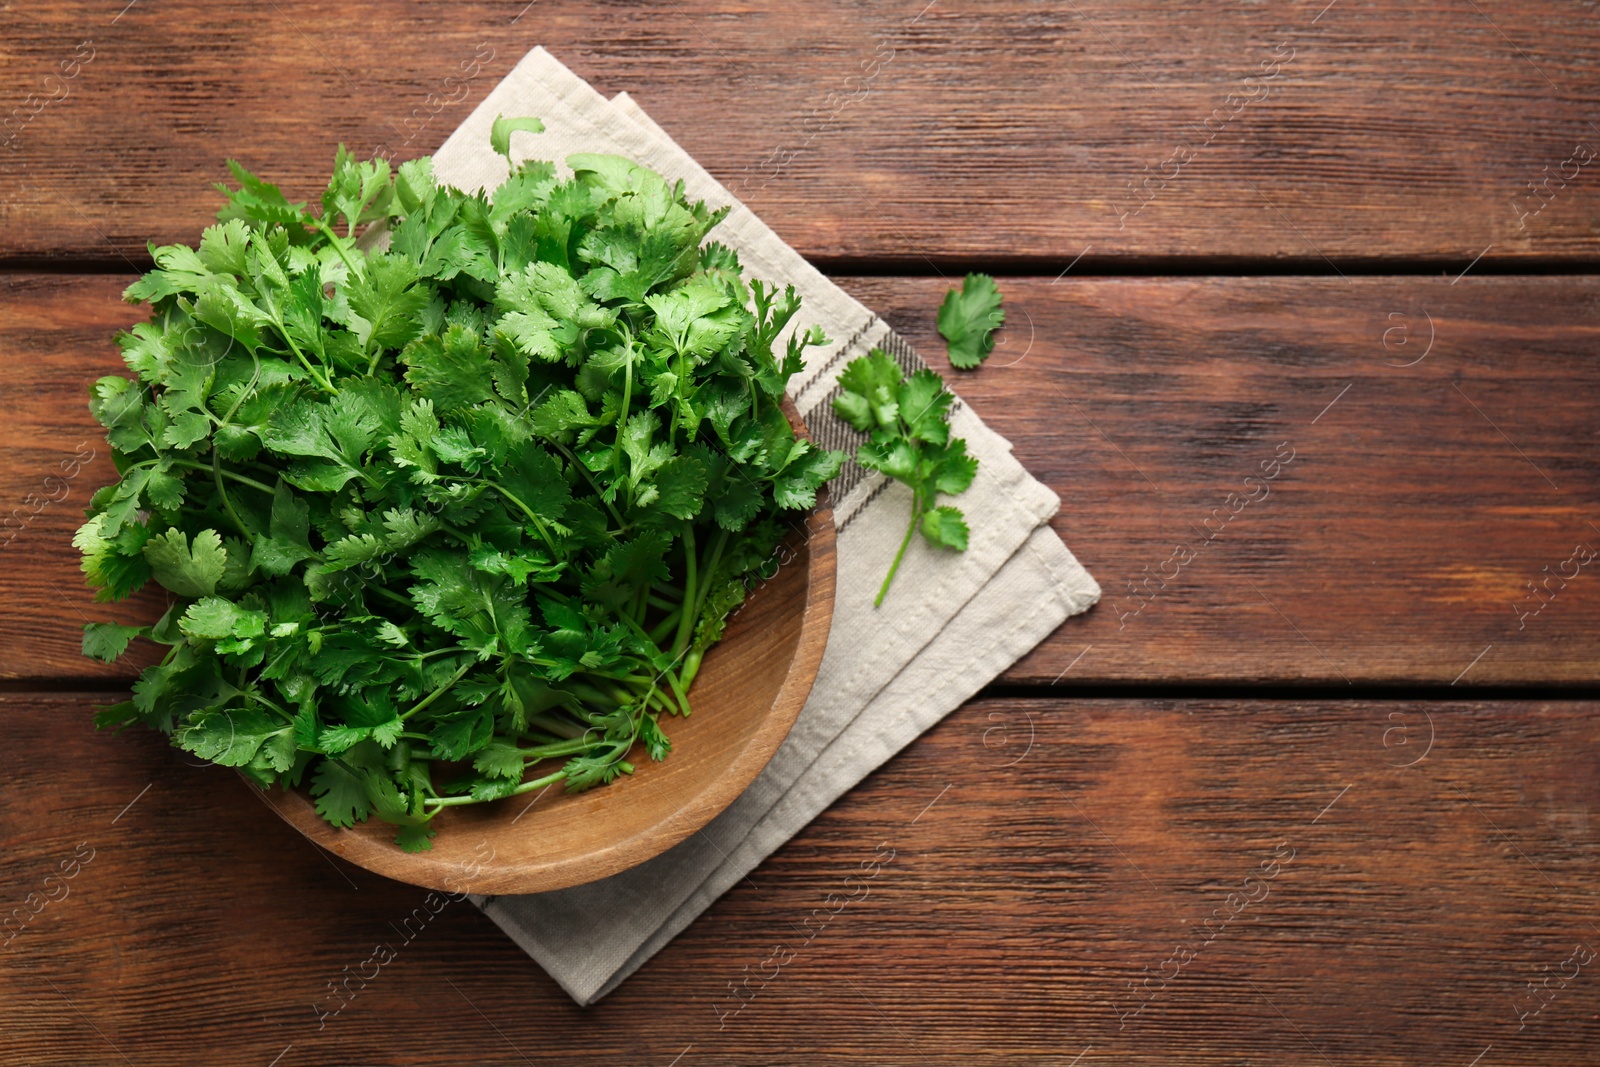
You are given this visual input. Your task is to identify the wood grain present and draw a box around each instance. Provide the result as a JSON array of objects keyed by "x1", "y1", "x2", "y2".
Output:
[
  {"x1": 856, "y1": 273, "x2": 1600, "y2": 686},
  {"x1": 4, "y1": 1, "x2": 1600, "y2": 264},
  {"x1": 8, "y1": 273, "x2": 1599, "y2": 686},
  {"x1": 2, "y1": 692, "x2": 1594, "y2": 1065}
]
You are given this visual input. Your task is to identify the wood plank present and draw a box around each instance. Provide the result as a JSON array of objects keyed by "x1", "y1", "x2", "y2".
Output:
[
  {"x1": 840, "y1": 274, "x2": 1600, "y2": 686},
  {"x1": 2, "y1": 692, "x2": 1595, "y2": 1064},
  {"x1": 7, "y1": 273, "x2": 1598, "y2": 685},
  {"x1": 4, "y1": 1, "x2": 1600, "y2": 263},
  {"x1": 0, "y1": 275, "x2": 173, "y2": 677}
]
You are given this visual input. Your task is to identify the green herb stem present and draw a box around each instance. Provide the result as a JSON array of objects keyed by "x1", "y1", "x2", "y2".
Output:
[
  {"x1": 875, "y1": 496, "x2": 920, "y2": 608},
  {"x1": 564, "y1": 680, "x2": 622, "y2": 710},
  {"x1": 312, "y1": 219, "x2": 366, "y2": 280},
  {"x1": 274, "y1": 322, "x2": 338, "y2": 395},
  {"x1": 518, "y1": 737, "x2": 594, "y2": 761},
  {"x1": 692, "y1": 528, "x2": 729, "y2": 625},
  {"x1": 399, "y1": 660, "x2": 474, "y2": 722},
  {"x1": 211, "y1": 450, "x2": 253, "y2": 539},
  {"x1": 169, "y1": 458, "x2": 275, "y2": 495},
  {"x1": 672, "y1": 524, "x2": 698, "y2": 658},
  {"x1": 679, "y1": 647, "x2": 705, "y2": 691},
  {"x1": 508, "y1": 768, "x2": 570, "y2": 796},
  {"x1": 471, "y1": 478, "x2": 560, "y2": 554},
  {"x1": 367, "y1": 584, "x2": 416, "y2": 612},
  {"x1": 244, "y1": 688, "x2": 296, "y2": 723},
  {"x1": 527, "y1": 713, "x2": 584, "y2": 740},
  {"x1": 648, "y1": 605, "x2": 683, "y2": 646},
  {"x1": 662, "y1": 665, "x2": 693, "y2": 717}
]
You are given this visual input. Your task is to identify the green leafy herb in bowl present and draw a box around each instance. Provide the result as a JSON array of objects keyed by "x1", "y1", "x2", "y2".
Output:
[{"x1": 78, "y1": 117, "x2": 843, "y2": 853}]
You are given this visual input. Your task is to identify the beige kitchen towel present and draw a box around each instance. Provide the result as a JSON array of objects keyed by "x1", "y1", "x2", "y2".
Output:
[
  {"x1": 422, "y1": 48, "x2": 1099, "y2": 1003},
  {"x1": 534, "y1": 524, "x2": 1094, "y2": 1003}
]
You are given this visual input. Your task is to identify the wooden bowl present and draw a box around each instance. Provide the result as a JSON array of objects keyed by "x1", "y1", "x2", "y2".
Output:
[{"x1": 261, "y1": 504, "x2": 835, "y2": 896}]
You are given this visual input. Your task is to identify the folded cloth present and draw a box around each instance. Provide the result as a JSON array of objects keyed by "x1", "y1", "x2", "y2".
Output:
[{"x1": 423, "y1": 48, "x2": 1100, "y2": 1004}]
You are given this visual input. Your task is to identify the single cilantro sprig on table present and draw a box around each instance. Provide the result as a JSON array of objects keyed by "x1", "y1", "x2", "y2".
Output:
[
  {"x1": 938, "y1": 272, "x2": 1005, "y2": 370},
  {"x1": 76, "y1": 118, "x2": 843, "y2": 851},
  {"x1": 832, "y1": 349, "x2": 977, "y2": 606}
]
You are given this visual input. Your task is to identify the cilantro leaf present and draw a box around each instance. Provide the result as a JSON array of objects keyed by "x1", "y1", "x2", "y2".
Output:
[
  {"x1": 216, "y1": 158, "x2": 311, "y2": 229},
  {"x1": 74, "y1": 514, "x2": 152, "y2": 601},
  {"x1": 491, "y1": 115, "x2": 546, "y2": 163},
  {"x1": 90, "y1": 375, "x2": 150, "y2": 453},
  {"x1": 472, "y1": 740, "x2": 526, "y2": 782},
  {"x1": 531, "y1": 389, "x2": 604, "y2": 442},
  {"x1": 143, "y1": 528, "x2": 227, "y2": 598},
  {"x1": 348, "y1": 253, "x2": 429, "y2": 352},
  {"x1": 395, "y1": 824, "x2": 437, "y2": 853},
  {"x1": 772, "y1": 441, "x2": 843, "y2": 511},
  {"x1": 250, "y1": 481, "x2": 316, "y2": 576},
  {"x1": 176, "y1": 707, "x2": 289, "y2": 769},
  {"x1": 920, "y1": 505, "x2": 970, "y2": 551},
  {"x1": 180, "y1": 597, "x2": 268, "y2": 641},
  {"x1": 640, "y1": 714, "x2": 672, "y2": 761},
  {"x1": 649, "y1": 454, "x2": 709, "y2": 520},
  {"x1": 497, "y1": 443, "x2": 571, "y2": 521},
  {"x1": 310, "y1": 759, "x2": 373, "y2": 828},
  {"x1": 937, "y1": 273, "x2": 1005, "y2": 370},
  {"x1": 82, "y1": 621, "x2": 144, "y2": 664},
  {"x1": 401, "y1": 325, "x2": 496, "y2": 411},
  {"x1": 322, "y1": 145, "x2": 395, "y2": 238}
]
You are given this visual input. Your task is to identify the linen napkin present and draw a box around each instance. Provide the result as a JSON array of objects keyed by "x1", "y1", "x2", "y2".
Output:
[{"x1": 423, "y1": 48, "x2": 1100, "y2": 1004}]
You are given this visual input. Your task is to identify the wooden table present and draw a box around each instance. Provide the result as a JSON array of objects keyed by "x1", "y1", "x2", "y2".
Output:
[{"x1": 4, "y1": 3, "x2": 1598, "y2": 1063}]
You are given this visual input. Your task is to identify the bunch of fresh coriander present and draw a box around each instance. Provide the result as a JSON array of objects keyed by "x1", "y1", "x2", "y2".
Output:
[{"x1": 77, "y1": 117, "x2": 843, "y2": 851}]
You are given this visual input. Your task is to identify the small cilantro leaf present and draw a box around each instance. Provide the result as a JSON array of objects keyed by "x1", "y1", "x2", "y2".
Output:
[
  {"x1": 349, "y1": 253, "x2": 429, "y2": 352},
  {"x1": 491, "y1": 115, "x2": 546, "y2": 163},
  {"x1": 395, "y1": 823, "x2": 437, "y2": 852},
  {"x1": 176, "y1": 708, "x2": 286, "y2": 768},
  {"x1": 937, "y1": 273, "x2": 1005, "y2": 370},
  {"x1": 250, "y1": 481, "x2": 316, "y2": 576},
  {"x1": 920, "y1": 505, "x2": 970, "y2": 551},
  {"x1": 472, "y1": 740, "x2": 526, "y2": 782},
  {"x1": 401, "y1": 325, "x2": 496, "y2": 412},
  {"x1": 82, "y1": 621, "x2": 144, "y2": 664},
  {"x1": 772, "y1": 442, "x2": 843, "y2": 511},
  {"x1": 180, "y1": 597, "x2": 268, "y2": 641},
  {"x1": 310, "y1": 759, "x2": 372, "y2": 828},
  {"x1": 143, "y1": 528, "x2": 227, "y2": 599}
]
